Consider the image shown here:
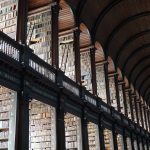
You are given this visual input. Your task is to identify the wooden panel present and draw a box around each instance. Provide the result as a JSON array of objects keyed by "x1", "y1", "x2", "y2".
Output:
[{"x1": 28, "y1": 0, "x2": 52, "y2": 10}]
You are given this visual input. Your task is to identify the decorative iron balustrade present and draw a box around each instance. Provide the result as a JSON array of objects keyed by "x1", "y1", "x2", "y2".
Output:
[
  {"x1": 85, "y1": 91, "x2": 97, "y2": 106},
  {"x1": 29, "y1": 53, "x2": 56, "y2": 83},
  {"x1": 0, "y1": 32, "x2": 21, "y2": 61},
  {"x1": 100, "y1": 102, "x2": 111, "y2": 114},
  {"x1": 62, "y1": 75, "x2": 80, "y2": 96},
  {"x1": 0, "y1": 31, "x2": 149, "y2": 139}
]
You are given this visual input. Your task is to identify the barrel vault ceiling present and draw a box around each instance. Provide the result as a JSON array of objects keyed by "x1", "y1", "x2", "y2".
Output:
[{"x1": 29, "y1": 0, "x2": 150, "y2": 104}]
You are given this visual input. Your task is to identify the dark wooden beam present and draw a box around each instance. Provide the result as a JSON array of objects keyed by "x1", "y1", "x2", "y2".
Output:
[
  {"x1": 104, "y1": 62, "x2": 111, "y2": 105},
  {"x1": 16, "y1": 0, "x2": 28, "y2": 44},
  {"x1": 74, "y1": 29, "x2": 81, "y2": 85},
  {"x1": 139, "y1": 76, "x2": 150, "y2": 95},
  {"x1": 51, "y1": 3, "x2": 59, "y2": 68},
  {"x1": 128, "y1": 56, "x2": 150, "y2": 84},
  {"x1": 90, "y1": 48, "x2": 97, "y2": 95},
  {"x1": 133, "y1": 65, "x2": 150, "y2": 89},
  {"x1": 92, "y1": 0, "x2": 122, "y2": 40},
  {"x1": 81, "y1": 108, "x2": 89, "y2": 150},
  {"x1": 122, "y1": 44, "x2": 150, "y2": 73},
  {"x1": 105, "y1": 11, "x2": 150, "y2": 55},
  {"x1": 115, "y1": 29, "x2": 150, "y2": 65},
  {"x1": 114, "y1": 74, "x2": 121, "y2": 112},
  {"x1": 56, "y1": 92, "x2": 66, "y2": 150}
]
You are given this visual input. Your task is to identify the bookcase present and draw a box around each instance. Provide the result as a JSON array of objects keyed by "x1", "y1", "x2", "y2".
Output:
[
  {"x1": 96, "y1": 64, "x2": 107, "y2": 103},
  {"x1": 27, "y1": 6, "x2": 52, "y2": 64},
  {"x1": 118, "y1": 85, "x2": 125, "y2": 114},
  {"x1": 125, "y1": 92, "x2": 131, "y2": 119},
  {"x1": 59, "y1": 33, "x2": 75, "y2": 81},
  {"x1": 126, "y1": 137, "x2": 132, "y2": 150},
  {"x1": 141, "y1": 104, "x2": 146, "y2": 130},
  {"x1": 137, "y1": 103, "x2": 142, "y2": 126},
  {"x1": 80, "y1": 51, "x2": 92, "y2": 93},
  {"x1": 133, "y1": 140, "x2": 138, "y2": 150},
  {"x1": 117, "y1": 134, "x2": 124, "y2": 150},
  {"x1": 0, "y1": 0, "x2": 18, "y2": 39},
  {"x1": 0, "y1": 86, "x2": 17, "y2": 150},
  {"x1": 141, "y1": 142, "x2": 145, "y2": 150},
  {"x1": 29, "y1": 100, "x2": 56, "y2": 150},
  {"x1": 64, "y1": 113, "x2": 82, "y2": 150},
  {"x1": 144, "y1": 143, "x2": 147, "y2": 150},
  {"x1": 108, "y1": 77, "x2": 117, "y2": 110},
  {"x1": 131, "y1": 97, "x2": 137, "y2": 123},
  {"x1": 104, "y1": 129, "x2": 114, "y2": 150},
  {"x1": 87, "y1": 122, "x2": 100, "y2": 150}
]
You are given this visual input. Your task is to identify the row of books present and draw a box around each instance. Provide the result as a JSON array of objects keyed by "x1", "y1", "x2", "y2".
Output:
[
  {"x1": 29, "y1": 100, "x2": 56, "y2": 150},
  {"x1": 125, "y1": 92, "x2": 132, "y2": 119},
  {"x1": 65, "y1": 113, "x2": 81, "y2": 149},
  {"x1": 104, "y1": 129, "x2": 114, "y2": 150},
  {"x1": 118, "y1": 85, "x2": 125, "y2": 114},
  {"x1": 81, "y1": 51, "x2": 92, "y2": 92},
  {"x1": 117, "y1": 134, "x2": 124, "y2": 150},
  {"x1": 0, "y1": 141, "x2": 8, "y2": 149},
  {"x1": 88, "y1": 122, "x2": 100, "y2": 150},
  {"x1": 59, "y1": 34, "x2": 75, "y2": 81},
  {"x1": 96, "y1": 65, "x2": 107, "y2": 102},
  {"x1": 0, "y1": 86, "x2": 17, "y2": 150},
  {"x1": 109, "y1": 77, "x2": 118, "y2": 110},
  {"x1": 27, "y1": 8, "x2": 52, "y2": 65},
  {"x1": 0, "y1": 0, "x2": 18, "y2": 39},
  {"x1": 0, "y1": 130, "x2": 9, "y2": 138},
  {"x1": 0, "y1": 120, "x2": 9, "y2": 128}
]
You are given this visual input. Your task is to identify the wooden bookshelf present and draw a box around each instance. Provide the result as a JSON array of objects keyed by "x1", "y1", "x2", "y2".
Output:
[
  {"x1": 108, "y1": 77, "x2": 117, "y2": 110},
  {"x1": 0, "y1": 0, "x2": 18, "y2": 39},
  {"x1": 29, "y1": 100, "x2": 56, "y2": 150},
  {"x1": 96, "y1": 65, "x2": 107, "y2": 103},
  {"x1": 64, "y1": 113, "x2": 82, "y2": 150},
  {"x1": 118, "y1": 85, "x2": 125, "y2": 114},
  {"x1": 27, "y1": 6, "x2": 52, "y2": 64},
  {"x1": 59, "y1": 33, "x2": 75, "y2": 81},
  {"x1": 104, "y1": 129, "x2": 114, "y2": 150},
  {"x1": 126, "y1": 137, "x2": 132, "y2": 150},
  {"x1": 117, "y1": 134, "x2": 124, "y2": 150},
  {"x1": 87, "y1": 122, "x2": 100, "y2": 150},
  {"x1": 80, "y1": 51, "x2": 92, "y2": 93},
  {"x1": 125, "y1": 92, "x2": 131, "y2": 119},
  {"x1": 0, "y1": 86, "x2": 17, "y2": 150}
]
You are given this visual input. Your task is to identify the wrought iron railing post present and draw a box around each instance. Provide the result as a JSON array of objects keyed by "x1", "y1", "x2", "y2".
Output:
[
  {"x1": 56, "y1": 69, "x2": 64, "y2": 88},
  {"x1": 21, "y1": 46, "x2": 33, "y2": 67}
]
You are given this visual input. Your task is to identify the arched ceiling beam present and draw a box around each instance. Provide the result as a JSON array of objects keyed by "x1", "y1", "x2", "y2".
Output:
[
  {"x1": 128, "y1": 56, "x2": 150, "y2": 83},
  {"x1": 76, "y1": 0, "x2": 87, "y2": 24},
  {"x1": 139, "y1": 76, "x2": 150, "y2": 95},
  {"x1": 126, "y1": 56, "x2": 150, "y2": 100},
  {"x1": 92, "y1": 0, "x2": 122, "y2": 37},
  {"x1": 143, "y1": 84, "x2": 150, "y2": 102},
  {"x1": 104, "y1": 11, "x2": 150, "y2": 55},
  {"x1": 141, "y1": 83, "x2": 150, "y2": 104},
  {"x1": 133, "y1": 65, "x2": 150, "y2": 88},
  {"x1": 145, "y1": 89, "x2": 150, "y2": 103},
  {"x1": 115, "y1": 29, "x2": 150, "y2": 65},
  {"x1": 122, "y1": 43, "x2": 150, "y2": 73}
]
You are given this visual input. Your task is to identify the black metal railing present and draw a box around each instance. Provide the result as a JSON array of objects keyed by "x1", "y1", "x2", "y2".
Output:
[
  {"x1": 0, "y1": 31, "x2": 149, "y2": 138},
  {"x1": 62, "y1": 75, "x2": 80, "y2": 96},
  {"x1": 84, "y1": 90, "x2": 97, "y2": 106},
  {"x1": 0, "y1": 31, "x2": 21, "y2": 62},
  {"x1": 29, "y1": 53, "x2": 56, "y2": 83}
]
